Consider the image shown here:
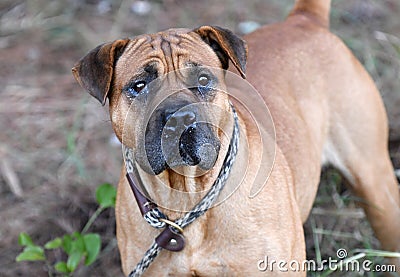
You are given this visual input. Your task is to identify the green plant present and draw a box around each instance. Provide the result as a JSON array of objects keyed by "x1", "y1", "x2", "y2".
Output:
[{"x1": 16, "y1": 183, "x2": 117, "y2": 277}]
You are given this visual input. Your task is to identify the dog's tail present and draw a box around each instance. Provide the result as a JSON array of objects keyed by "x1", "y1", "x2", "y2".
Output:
[{"x1": 288, "y1": 0, "x2": 331, "y2": 28}]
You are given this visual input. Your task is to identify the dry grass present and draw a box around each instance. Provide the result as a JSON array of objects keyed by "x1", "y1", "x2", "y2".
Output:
[{"x1": 0, "y1": 0, "x2": 399, "y2": 276}]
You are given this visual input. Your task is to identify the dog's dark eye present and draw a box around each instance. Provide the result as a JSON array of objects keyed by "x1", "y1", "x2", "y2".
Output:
[
  {"x1": 198, "y1": 74, "x2": 210, "y2": 87},
  {"x1": 197, "y1": 74, "x2": 213, "y2": 94},
  {"x1": 127, "y1": 81, "x2": 147, "y2": 97}
]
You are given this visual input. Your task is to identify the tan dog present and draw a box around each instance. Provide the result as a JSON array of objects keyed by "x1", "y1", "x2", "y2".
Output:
[{"x1": 72, "y1": 0, "x2": 400, "y2": 275}]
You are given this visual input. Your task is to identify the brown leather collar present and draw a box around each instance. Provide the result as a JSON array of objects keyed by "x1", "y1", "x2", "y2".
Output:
[{"x1": 126, "y1": 173, "x2": 185, "y2": 251}]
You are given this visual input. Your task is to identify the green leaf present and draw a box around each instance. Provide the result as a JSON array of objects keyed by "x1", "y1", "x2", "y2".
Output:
[
  {"x1": 64, "y1": 232, "x2": 86, "y2": 272},
  {"x1": 67, "y1": 250, "x2": 83, "y2": 272},
  {"x1": 71, "y1": 233, "x2": 85, "y2": 253},
  {"x1": 62, "y1": 235, "x2": 73, "y2": 255},
  {"x1": 95, "y1": 183, "x2": 116, "y2": 208},
  {"x1": 18, "y1": 233, "x2": 34, "y2": 247},
  {"x1": 55, "y1": 261, "x2": 69, "y2": 273},
  {"x1": 83, "y1": 233, "x2": 101, "y2": 266},
  {"x1": 16, "y1": 246, "x2": 45, "y2": 262},
  {"x1": 44, "y1": 237, "x2": 62, "y2": 249}
]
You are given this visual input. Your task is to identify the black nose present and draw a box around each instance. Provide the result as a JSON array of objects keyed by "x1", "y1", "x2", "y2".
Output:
[
  {"x1": 150, "y1": 105, "x2": 220, "y2": 172},
  {"x1": 164, "y1": 109, "x2": 196, "y2": 132}
]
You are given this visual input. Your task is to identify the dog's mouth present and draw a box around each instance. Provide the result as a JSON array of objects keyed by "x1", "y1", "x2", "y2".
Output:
[{"x1": 140, "y1": 104, "x2": 221, "y2": 175}]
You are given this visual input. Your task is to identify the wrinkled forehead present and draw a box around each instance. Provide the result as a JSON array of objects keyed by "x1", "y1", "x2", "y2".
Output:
[{"x1": 114, "y1": 28, "x2": 223, "y2": 83}]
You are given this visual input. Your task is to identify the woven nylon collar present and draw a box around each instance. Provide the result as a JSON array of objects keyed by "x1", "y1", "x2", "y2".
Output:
[{"x1": 122, "y1": 104, "x2": 240, "y2": 277}]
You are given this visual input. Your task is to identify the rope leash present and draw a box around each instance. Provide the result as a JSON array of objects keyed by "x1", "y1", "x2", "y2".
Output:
[{"x1": 123, "y1": 104, "x2": 240, "y2": 277}]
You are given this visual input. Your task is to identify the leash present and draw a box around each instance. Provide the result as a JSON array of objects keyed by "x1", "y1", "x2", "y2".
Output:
[{"x1": 123, "y1": 104, "x2": 240, "y2": 277}]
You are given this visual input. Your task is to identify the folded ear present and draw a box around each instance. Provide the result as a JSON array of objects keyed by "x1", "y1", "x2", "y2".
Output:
[
  {"x1": 193, "y1": 26, "x2": 248, "y2": 78},
  {"x1": 72, "y1": 39, "x2": 130, "y2": 105}
]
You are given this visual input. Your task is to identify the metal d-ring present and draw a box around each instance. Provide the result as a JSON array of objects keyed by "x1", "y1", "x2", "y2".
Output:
[{"x1": 159, "y1": 218, "x2": 184, "y2": 234}]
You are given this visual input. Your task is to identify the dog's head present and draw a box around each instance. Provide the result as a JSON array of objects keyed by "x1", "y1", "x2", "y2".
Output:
[{"x1": 72, "y1": 26, "x2": 247, "y2": 175}]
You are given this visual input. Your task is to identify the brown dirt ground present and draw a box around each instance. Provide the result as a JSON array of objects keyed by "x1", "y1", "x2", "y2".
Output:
[{"x1": 0, "y1": 0, "x2": 399, "y2": 276}]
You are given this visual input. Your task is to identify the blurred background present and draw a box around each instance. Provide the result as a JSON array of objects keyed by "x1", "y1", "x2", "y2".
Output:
[{"x1": 0, "y1": 0, "x2": 399, "y2": 276}]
